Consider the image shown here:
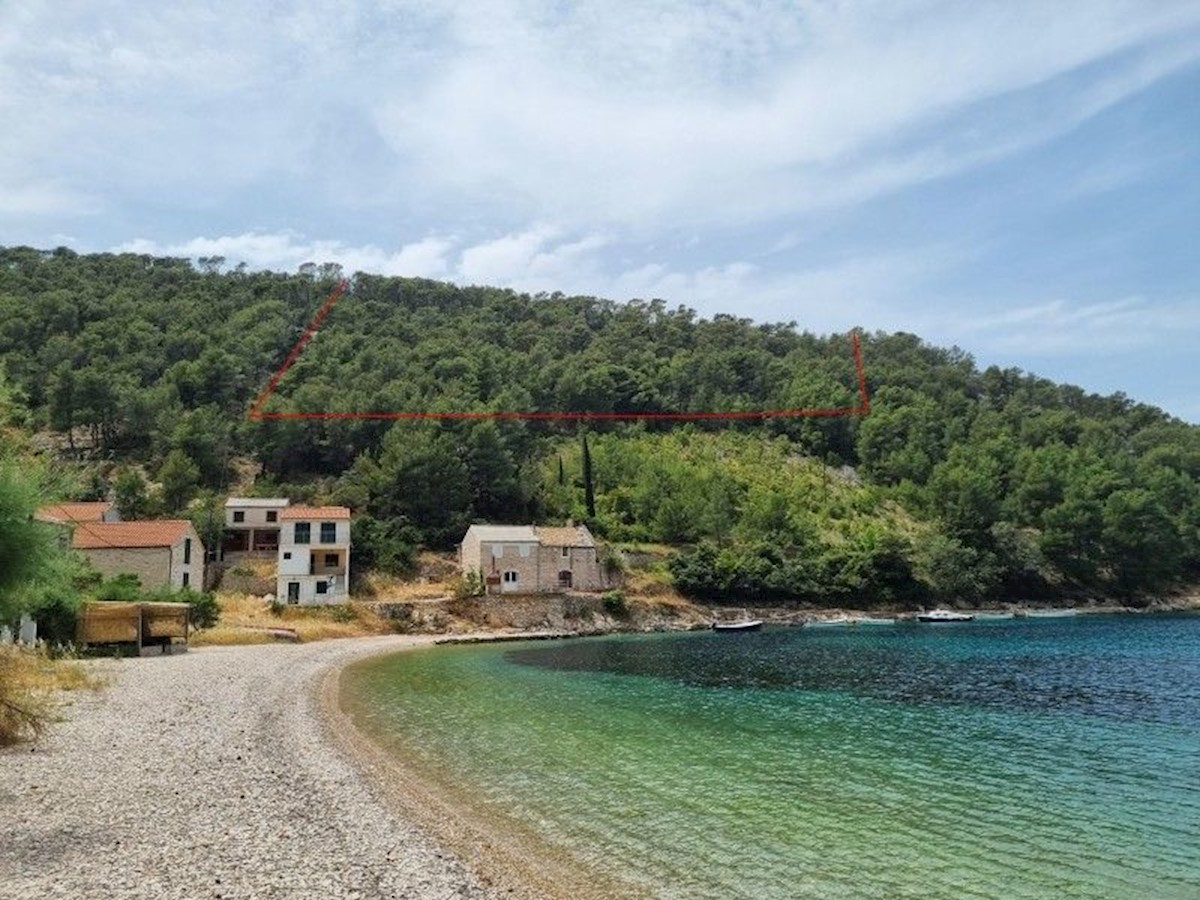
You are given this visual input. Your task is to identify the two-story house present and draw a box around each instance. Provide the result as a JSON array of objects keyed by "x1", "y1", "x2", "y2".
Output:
[
  {"x1": 222, "y1": 497, "x2": 290, "y2": 559},
  {"x1": 459, "y1": 523, "x2": 605, "y2": 594},
  {"x1": 277, "y1": 506, "x2": 351, "y2": 604}
]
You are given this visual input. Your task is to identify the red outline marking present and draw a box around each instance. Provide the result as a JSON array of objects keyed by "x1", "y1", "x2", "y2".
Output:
[{"x1": 248, "y1": 279, "x2": 871, "y2": 421}]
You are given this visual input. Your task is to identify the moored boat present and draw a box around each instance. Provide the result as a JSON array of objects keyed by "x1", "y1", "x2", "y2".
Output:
[
  {"x1": 916, "y1": 609, "x2": 974, "y2": 623},
  {"x1": 712, "y1": 619, "x2": 763, "y2": 632}
]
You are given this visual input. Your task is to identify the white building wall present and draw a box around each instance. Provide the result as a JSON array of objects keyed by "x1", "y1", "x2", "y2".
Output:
[{"x1": 277, "y1": 517, "x2": 351, "y2": 604}]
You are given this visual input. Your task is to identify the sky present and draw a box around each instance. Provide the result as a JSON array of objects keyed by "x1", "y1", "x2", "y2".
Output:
[{"x1": 1, "y1": 1, "x2": 1198, "y2": 420}]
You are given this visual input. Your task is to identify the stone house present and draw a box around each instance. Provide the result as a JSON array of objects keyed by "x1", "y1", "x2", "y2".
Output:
[
  {"x1": 71, "y1": 520, "x2": 204, "y2": 591},
  {"x1": 459, "y1": 524, "x2": 606, "y2": 594},
  {"x1": 277, "y1": 506, "x2": 351, "y2": 605}
]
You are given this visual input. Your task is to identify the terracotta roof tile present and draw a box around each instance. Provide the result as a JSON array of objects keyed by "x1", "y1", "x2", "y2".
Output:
[
  {"x1": 35, "y1": 502, "x2": 113, "y2": 525},
  {"x1": 278, "y1": 506, "x2": 351, "y2": 520},
  {"x1": 72, "y1": 520, "x2": 194, "y2": 550}
]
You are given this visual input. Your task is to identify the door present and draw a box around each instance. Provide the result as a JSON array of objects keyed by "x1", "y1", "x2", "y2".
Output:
[
  {"x1": 287, "y1": 582, "x2": 300, "y2": 604},
  {"x1": 501, "y1": 570, "x2": 520, "y2": 593}
]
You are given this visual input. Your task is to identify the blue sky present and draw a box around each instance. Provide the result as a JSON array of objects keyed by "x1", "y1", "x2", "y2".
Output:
[{"x1": 2, "y1": 1, "x2": 1198, "y2": 420}]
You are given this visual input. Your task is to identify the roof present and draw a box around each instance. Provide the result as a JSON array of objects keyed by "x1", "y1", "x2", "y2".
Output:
[
  {"x1": 278, "y1": 506, "x2": 351, "y2": 521},
  {"x1": 534, "y1": 526, "x2": 596, "y2": 548},
  {"x1": 72, "y1": 520, "x2": 194, "y2": 550},
  {"x1": 465, "y1": 525, "x2": 538, "y2": 543},
  {"x1": 464, "y1": 524, "x2": 595, "y2": 547},
  {"x1": 35, "y1": 501, "x2": 113, "y2": 525},
  {"x1": 224, "y1": 497, "x2": 290, "y2": 509}
]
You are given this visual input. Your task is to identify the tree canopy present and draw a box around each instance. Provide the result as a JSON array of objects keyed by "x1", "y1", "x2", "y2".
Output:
[{"x1": 2, "y1": 245, "x2": 1197, "y2": 604}]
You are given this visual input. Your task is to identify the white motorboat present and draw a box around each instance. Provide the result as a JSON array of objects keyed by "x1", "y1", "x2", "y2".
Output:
[
  {"x1": 712, "y1": 619, "x2": 763, "y2": 632},
  {"x1": 916, "y1": 609, "x2": 975, "y2": 623}
]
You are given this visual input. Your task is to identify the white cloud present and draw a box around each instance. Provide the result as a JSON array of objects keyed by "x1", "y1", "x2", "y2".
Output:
[
  {"x1": 115, "y1": 231, "x2": 456, "y2": 279},
  {"x1": 925, "y1": 297, "x2": 1200, "y2": 355},
  {"x1": 3, "y1": 1, "x2": 1198, "y2": 232}
]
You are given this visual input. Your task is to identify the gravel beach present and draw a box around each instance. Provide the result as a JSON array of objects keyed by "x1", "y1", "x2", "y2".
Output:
[{"x1": 0, "y1": 637, "x2": 508, "y2": 900}]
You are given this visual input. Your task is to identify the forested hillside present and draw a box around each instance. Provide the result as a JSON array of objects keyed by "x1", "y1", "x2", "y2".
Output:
[{"x1": 2, "y1": 245, "x2": 1198, "y2": 606}]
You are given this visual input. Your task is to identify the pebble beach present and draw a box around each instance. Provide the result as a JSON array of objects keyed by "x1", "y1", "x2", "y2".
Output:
[{"x1": 0, "y1": 637, "x2": 509, "y2": 900}]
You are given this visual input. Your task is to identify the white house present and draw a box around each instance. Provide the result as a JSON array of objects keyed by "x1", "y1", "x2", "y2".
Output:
[
  {"x1": 222, "y1": 497, "x2": 290, "y2": 558},
  {"x1": 276, "y1": 506, "x2": 351, "y2": 604}
]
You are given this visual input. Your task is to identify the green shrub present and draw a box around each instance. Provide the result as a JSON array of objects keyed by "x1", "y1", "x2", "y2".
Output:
[
  {"x1": 94, "y1": 573, "x2": 143, "y2": 601},
  {"x1": 453, "y1": 570, "x2": 483, "y2": 601},
  {"x1": 601, "y1": 589, "x2": 628, "y2": 617},
  {"x1": 142, "y1": 585, "x2": 220, "y2": 630}
]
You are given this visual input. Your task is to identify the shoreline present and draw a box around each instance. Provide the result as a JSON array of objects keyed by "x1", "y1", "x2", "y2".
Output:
[{"x1": 322, "y1": 644, "x2": 644, "y2": 900}]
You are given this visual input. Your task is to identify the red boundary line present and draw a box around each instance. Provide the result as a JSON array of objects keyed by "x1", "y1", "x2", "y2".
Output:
[{"x1": 248, "y1": 279, "x2": 871, "y2": 421}]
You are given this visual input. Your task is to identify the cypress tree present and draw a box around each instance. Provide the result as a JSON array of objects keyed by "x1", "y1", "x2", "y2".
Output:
[{"x1": 581, "y1": 434, "x2": 596, "y2": 520}]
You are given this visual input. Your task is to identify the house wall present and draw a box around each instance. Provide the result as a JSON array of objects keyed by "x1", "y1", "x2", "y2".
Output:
[
  {"x1": 476, "y1": 540, "x2": 540, "y2": 592},
  {"x1": 277, "y1": 518, "x2": 350, "y2": 603},
  {"x1": 473, "y1": 540, "x2": 604, "y2": 593},
  {"x1": 79, "y1": 531, "x2": 205, "y2": 591},
  {"x1": 225, "y1": 505, "x2": 287, "y2": 529},
  {"x1": 80, "y1": 546, "x2": 171, "y2": 589},
  {"x1": 538, "y1": 545, "x2": 605, "y2": 591},
  {"x1": 275, "y1": 574, "x2": 348, "y2": 605}
]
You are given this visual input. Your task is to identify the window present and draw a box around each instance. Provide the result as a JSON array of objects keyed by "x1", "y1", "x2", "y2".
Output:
[
  {"x1": 182, "y1": 572, "x2": 190, "y2": 588},
  {"x1": 320, "y1": 522, "x2": 337, "y2": 544},
  {"x1": 283, "y1": 551, "x2": 292, "y2": 560},
  {"x1": 324, "y1": 553, "x2": 339, "y2": 568},
  {"x1": 561, "y1": 546, "x2": 569, "y2": 558},
  {"x1": 316, "y1": 581, "x2": 328, "y2": 595},
  {"x1": 266, "y1": 510, "x2": 277, "y2": 523},
  {"x1": 233, "y1": 511, "x2": 245, "y2": 523},
  {"x1": 183, "y1": 538, "x2": 192, "y2": 564},
  {"x1": 492, "y1": 544, "x2": 504, "y2": 559},
  {"x1": 502, "y1": 570, "x2": 519, "y2": 584},
  {"x1": 294, "y1": 523, "x2": 311, "y2": 544}
]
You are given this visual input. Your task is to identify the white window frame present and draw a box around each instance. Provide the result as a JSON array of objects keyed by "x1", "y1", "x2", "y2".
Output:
[{"x1": 502, "y1": 570, "x2": 519, "y2": 584}]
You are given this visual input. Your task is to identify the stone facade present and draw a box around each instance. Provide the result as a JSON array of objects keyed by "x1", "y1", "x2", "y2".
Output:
[
  {"x1": 460, "y1": 524, "x2": 606, "y2": 594},
  {"x1": 77, "y1": 528, "x2": 204, "y2": 591}
]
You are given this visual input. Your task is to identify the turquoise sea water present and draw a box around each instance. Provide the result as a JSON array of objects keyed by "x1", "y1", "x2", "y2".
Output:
[{"x1": 345, "y1": 615, "x2": 1200, "y2": 898}]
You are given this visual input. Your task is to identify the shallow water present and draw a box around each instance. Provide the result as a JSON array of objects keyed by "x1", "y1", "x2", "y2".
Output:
[{"x1": 345, "y1": 615, "x2": 1200, "y2": 898}]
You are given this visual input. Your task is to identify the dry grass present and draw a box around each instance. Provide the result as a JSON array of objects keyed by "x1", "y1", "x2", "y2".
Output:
[
  {"x1": 358, "y1": 572, "x2": 453, "y2": 601},
  {"x1": 192, "y1": 592, "x2": 397, "y2": 646},
  {"x1": 0, "y1": 645, "x2": 104, "y2": 747}
]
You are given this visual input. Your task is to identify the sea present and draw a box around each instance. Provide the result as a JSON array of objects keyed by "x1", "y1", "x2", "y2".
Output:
[{"x1": 343, "y1": 613, "x2": 1200, "y2": 898}]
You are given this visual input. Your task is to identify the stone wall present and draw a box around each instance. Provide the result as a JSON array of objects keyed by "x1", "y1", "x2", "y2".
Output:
[{"x1": 80, "y1": 547, "x2": 170, "y2": 590}]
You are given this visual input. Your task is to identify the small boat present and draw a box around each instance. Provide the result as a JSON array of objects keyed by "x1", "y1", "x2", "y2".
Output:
[
  {"x1": 712, "y1": 619, "x2": 763, "y2": 632},
  {"x1": 809, "y1": 616, "x2": 853, "y2": 627},
  {"x1": 916, "y1": 609, "x2": 975, "y2": 623},
  {"x1": 1022, "y1": 608, "x2": 1079, "y2": 618}
]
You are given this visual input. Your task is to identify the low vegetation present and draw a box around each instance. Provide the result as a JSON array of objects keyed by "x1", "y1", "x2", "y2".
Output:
[
  {"x1": 0, "y1": 645, "x2": 103, "y2": 747},
  {"x1": 191, "y1": 593, "x2": 395, "y2": 646}
]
